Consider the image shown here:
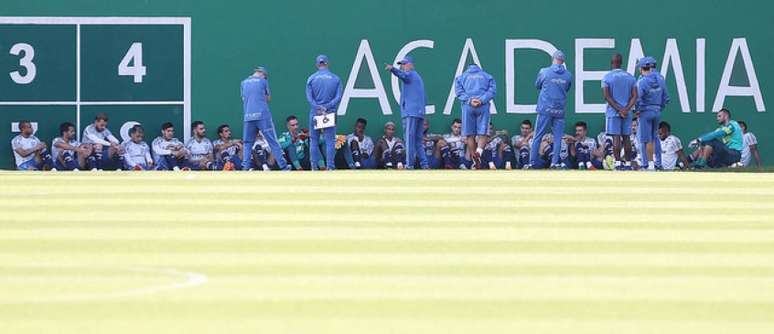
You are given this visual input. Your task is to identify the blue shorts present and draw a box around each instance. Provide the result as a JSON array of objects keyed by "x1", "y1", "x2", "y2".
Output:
[
  {"x1": 462, "y1": 104, "x2": 490, "y2": 136},
  {"x1": 17, "y1": 159, "x2": 38, "y2": 170},
  {"x1": 606, "y1": 115, "x2": 632, "y2": 136}
]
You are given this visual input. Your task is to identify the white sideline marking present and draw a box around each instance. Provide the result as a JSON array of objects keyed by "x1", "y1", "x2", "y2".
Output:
[{"x1": 0, "y1": 266, "x2": 208, "y2": 303}]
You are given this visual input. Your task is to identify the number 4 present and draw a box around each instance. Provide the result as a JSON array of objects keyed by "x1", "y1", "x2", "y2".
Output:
[{"x1": 118, "y1": 42, "x2": 147, "y2": 83}]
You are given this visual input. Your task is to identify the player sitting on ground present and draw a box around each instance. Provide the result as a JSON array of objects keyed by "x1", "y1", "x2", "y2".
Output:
[
  {"x1": 277, "y1": 115, "x2": 314, "y2": 170},
  {"x1": 373, "y1": 121, "x2": 405, "y2": 169},
  {"x1": 688, "y1": 108, "x2": 743, "y2": 169},
  {"x1": 185, "y1": 121, "x2": 216, "y2": 170},
  {"x1": 82, "y1": 112, "x2": 124, "y2": 170},
  {"x1": 568, "y1": 121, "x2": 603, "y2": 170},
  {"x1": 422, "y1": 119, "x2": 443, "y2": 169},
  {"x1": 738, "y1": 121, "x2": 762, "y2": 168},
  {"x1": 439, "y1": 119, "x2": 467, "y2": 169},
  {"x1": 278, "y1": 115, "x2": 311, "y2": 170},
  {"x1": 121, "y1": 125, "x2": 154, "y2": 170},
  {"x1": 52, "y1": 122, "x2": 95, "y2": 171},
  {"x1": 152, "y1": 122, "x2": 189, "y2": 171},
  {"x1": 212, "y1": 124, "x2": 243, "y2": 171},
  {"x1": 11, "y1": 120, "x2": 53, "y2": 171},
  {"x1": 596, "y1": 130, "x2": 616, "y2": 170},
  {"x1": 534, "y1": 133, "x2": 571, "y2": 169},
  {"x1": 250, "y1": 131, "x2": 277, "y2": 171},
  {"x1": 658, "y1": 121, "x2": 690, "y2": 171},
  {"x1": 511, "y1": 120, "x2": 534, "y2": 169},
  {"x1": 346, "y1": 118, "x2": 376, "y2": 169},
  {"x1": 481, "y1": 122, "x2": 515, "y2": 170}
]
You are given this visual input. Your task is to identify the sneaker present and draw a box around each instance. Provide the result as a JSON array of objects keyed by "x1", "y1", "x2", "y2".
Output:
[
  {"x1": 488, "y1": 161, "x2": 497, "y2": 170},
  {"x1": 173, "y1": 166, "x2": 181, "y2": 171},
  {"x1": 181, "y1": 167, "x2": 191, "y2": 171},
  {"x1": 578, "y1": 163, "x2": 587, "y2": 170},
  {"x1": 132, "y1": 165, "x2": 142, "y2": 171},
  {"x1": 397, "y1": 162, "x2": 405, "y2": 170},
  {"x1": 262, "y1": 164, "x2": 270, "y2": 171},
  {"x1": 505, "y1": 161, "x2": 512, "y2": 170}
]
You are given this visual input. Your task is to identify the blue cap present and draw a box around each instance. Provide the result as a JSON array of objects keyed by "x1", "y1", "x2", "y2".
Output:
[
  {"x1": 552, "y1": 50, "x2": 566, "y2": 62},
  {"x1": 254, "y1": 66, "x2": 268, "y2": 74},
  {"x1": 639, "y1": 56, "x2": 657, "y2": 68},
  {"x1": 397, "y1": 56, "x2": 414, "y2": 65},
  {"x1": 316, "y1": 55, "x2": 329, "y2": 64}
]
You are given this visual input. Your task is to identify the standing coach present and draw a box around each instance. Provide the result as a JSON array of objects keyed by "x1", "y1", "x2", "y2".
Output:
[
  {"x1": 240, "y1": 66, "x2": 289, "y2": 171},
  {"x1": 306, "y1": 55, "x2": 342, "y2": 171},
  {"x1": 386, "y1": 56, "x2": 429, "y2": 170},
  {"x1": 529, "y1": 51, "x2": 572, "y2": 169}
]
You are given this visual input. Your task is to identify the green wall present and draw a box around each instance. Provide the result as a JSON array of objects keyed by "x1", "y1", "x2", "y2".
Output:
[{"x1": 1, "y1": 0, "x2": 772, "y2": 167}]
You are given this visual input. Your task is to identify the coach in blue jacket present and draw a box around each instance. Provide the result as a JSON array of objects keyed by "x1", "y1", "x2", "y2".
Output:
[
  {"x1": 636, "y1": 56, "x2": 670, "y2": 170},
  {"x1": 241, "y1": 66, "x2": 289, "y2": 170},
  {"x1": 529, "y1": 51, "x2": 573, "y2": 169},
  {"x1": 386, "y1": 56, "x2": 429, "y2": 169},
  {"x1": 455, "y1": 64, "x2": 496, "y2": 169},
  {"x1": 306, "y1": 55, "x2": 342, "y2": 171}
]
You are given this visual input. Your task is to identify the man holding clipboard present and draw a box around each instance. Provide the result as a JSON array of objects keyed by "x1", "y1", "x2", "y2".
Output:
[{"x1": 306, "y1": 55, "x2": 343, "y2": 171}]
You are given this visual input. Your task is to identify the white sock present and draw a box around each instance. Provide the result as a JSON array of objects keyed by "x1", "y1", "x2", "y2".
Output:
[{"x1": 476, "y1": 147, "x2": 483, "y2": 155}]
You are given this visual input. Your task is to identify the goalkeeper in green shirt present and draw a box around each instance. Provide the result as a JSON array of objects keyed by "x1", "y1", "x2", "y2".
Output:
[
  {"x1": 688, "y1": 108, "x2": 743, "y2": 169},
  {"x1": 278, "y1": 115, "x2": 313, "y2": 170}
]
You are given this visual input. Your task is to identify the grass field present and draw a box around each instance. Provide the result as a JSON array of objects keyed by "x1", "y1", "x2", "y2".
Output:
[{"x1": 1, "y1": 170, "x2": 774, "y2": 333}]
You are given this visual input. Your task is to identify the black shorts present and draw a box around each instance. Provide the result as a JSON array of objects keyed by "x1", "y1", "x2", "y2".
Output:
[{"x1": 705, "y1": 139, "x2": 741, "y2": 168}]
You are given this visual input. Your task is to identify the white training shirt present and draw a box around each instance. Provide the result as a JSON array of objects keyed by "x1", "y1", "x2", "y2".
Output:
[
  {"x1": 51, "y1": 137, "x2": 80, "y2": 160},
  {"x1": 659, "y1": 135, "x2": 683, "y2": 170},
  {"x1": 122, "y1": 140, "x2": 153, "y2": 167},
  {"x1": 742, "y1": 132, "x2": 758, "y2": 167},
  {"x1": 185, "y1": 137, "x2": 213, "y2": 163},
  {"x1": 82, "y1": 124, "x2": 118, "y2": 146},
  {"x1": 346, "y1": 133, "x2": 375, "y2": 156},
  {"x1": 11, "y1": 134, "x2": 42, "y2": 167},
  {"x1": 152, "y1": 136, "x2": 185, "y2": 162}
]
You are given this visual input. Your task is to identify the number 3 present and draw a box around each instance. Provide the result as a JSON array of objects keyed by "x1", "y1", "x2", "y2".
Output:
[
  {"x1": 9, "y1": 43, "x2": 36, "y2": 85},
  {"x1": 118, "y1": 42, "x2": 147, "y2": 83}
]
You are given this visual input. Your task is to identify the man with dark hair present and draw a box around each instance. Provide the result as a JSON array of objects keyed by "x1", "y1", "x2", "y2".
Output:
[
  {"x1": 422, "y1": 119, "x2": 443, "y2": 169},
  {"x1": 738, "y1": 121, "x2": 762, "y2": 168},
  {"x1": 184, "y1": 121, "x2": 216, "y2": 170},
  {"x1": 439, "y1": 119, "x2": 467, "y2": 169},
  {"x1": 569, "y1": 121, "x2": 603, "y2": 170},
  {"x1": 278, "y1": 115, "x2": 311, "y2": 170},
  {"x1": 213, "y1": 124, "x2": 242, "y2": 171},
  {"x1": 689, "y1": 108, "x2": 743, "y2": 169},
  {"x1": 82, "y1": 112, "x2": 123, "y2": 169},
  {"x1": 373, "y1": 122, "x2": 405, "y2": 169},
  {"x1": 52, "y1": 122, "x2": 94, "y2": 170},
  {"x1": 658, "y1": 121, "x2": 690, "y2": 170},
  {"x1": 346, "y1": 118, "x2": 376, "y2": 169},
  {"x1": 121, "y1": 125, "x2": 154, "y2": 170},
  {"x1": 602, "y1": 53, "x2": 637, "y2": 170},
  {"x1": 11, "y1": 120, "x2": 53, "y2": 170},
  {"x1": 636, "y1": 56, "x2": 670, "y2": 170},
  {"x1": 152, "y1": 122, "x2": 189, "y2": 170},
  {"x1": 511, "y1": 120, "x2": 534, "y2": 169}
]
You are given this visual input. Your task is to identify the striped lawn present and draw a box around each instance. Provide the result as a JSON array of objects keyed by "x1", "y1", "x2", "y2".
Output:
[{"x1": 1, "y1": 170, "x2": 773, "y2": 333}]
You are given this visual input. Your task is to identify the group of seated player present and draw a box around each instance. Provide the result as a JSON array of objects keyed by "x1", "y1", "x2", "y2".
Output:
[{"x1": 10, "y1": 110, "x2": 762, "y2": 171}]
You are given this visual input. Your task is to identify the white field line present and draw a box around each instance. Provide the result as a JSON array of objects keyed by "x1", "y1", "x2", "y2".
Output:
[
  {"x1": 5, "y1": 227, "x2": 774, "y2": 242},
  {"x1": 0, "y1": 266, "x2": 207, "y2": 304}
]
